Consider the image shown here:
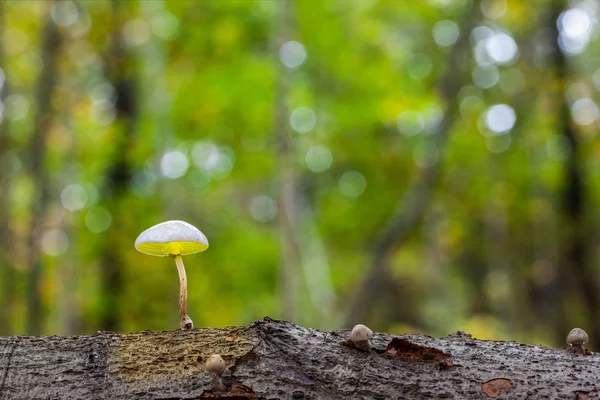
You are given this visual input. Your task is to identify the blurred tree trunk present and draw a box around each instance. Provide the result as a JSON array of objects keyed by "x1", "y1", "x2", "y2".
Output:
[
  {"x1": 273, "y1": 1, "x2": 338, "y2": 327},
  {"x1": 25, "y1": 2, "x2": 61, "y2": 335},
  {"x1": 548, "y1": 0, "x2": 600, "y2": 348},
  {"x1": 0, "y1": 0, "x2": 14, "y2": 335},
  {"x1": 58, "y1": 113, "x2": 80, "y2": 334},
  {"x1": 346, "y1": 5, "x2": 474, "y2": 327},
  {"x1": 0, "y1": 318, "x2": 597, "y2": 399},
  {"x1": 459, "y1": 218, "x2": 492, "y2": 315},
  {"x1": 273, "y1": 0, "x2": 301, "y2": 323},
  {"x1": 484, "y1": 27, "x2": 541, "y2": 335},
  {"x1": 504, "y1": 11, "x2": 562, "y2": 340},
  {"x1": 98, "y1": 0, "x2": 137, "y2": 331}
]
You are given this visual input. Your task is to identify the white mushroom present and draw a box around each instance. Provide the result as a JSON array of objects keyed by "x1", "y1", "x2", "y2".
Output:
[
  {"x1": 205, "y1": 354, "x2": 227, "y2": 391},
  {"x1": 135, "y1": 220, "x2": 209, "y2": 329},
  {"x1": 350, "y1": 324, "x2": 373, "y2": 351}
]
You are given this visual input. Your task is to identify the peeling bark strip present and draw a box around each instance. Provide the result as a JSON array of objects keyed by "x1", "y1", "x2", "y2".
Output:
[{"x1": 0, "y1": 318, "x2": 599, "y2": 399}]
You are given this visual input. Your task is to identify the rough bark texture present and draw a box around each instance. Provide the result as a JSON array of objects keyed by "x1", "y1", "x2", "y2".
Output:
[{"x1": 0, "y1": 317, "x2": 598, "y2": 399}]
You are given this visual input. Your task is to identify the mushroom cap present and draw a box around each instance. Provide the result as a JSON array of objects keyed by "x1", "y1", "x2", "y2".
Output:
[
  {"x1": 350, "y1": 324, "x2": 373, "y2": 342},
  {"x1": 205, "y1": 354, "x2": 226, "y2": 374},
  {"x1": 567, "y1": 327, "x2": 589, "y2": 346},
  {"x1": 135, "y1": 220, "x2": 209, "y2": 257}
]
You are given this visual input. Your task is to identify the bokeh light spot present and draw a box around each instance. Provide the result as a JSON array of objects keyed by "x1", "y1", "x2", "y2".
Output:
[
  {"x1": 61, "y1": 184, "x2": 88, "y2": 211},
  {"x1": 422, "y1": 104, "x2": 445, "y2": 134},
  {"x1": 339, "y1": 171, "x2": 366, "y2": 198},
  {"x1": 90, "y1": 100, "x2": 116, "y2": 126},
  {"x1": 433, "y1": 20, "x2": 460, "y2": 47},
  {"x1": 123, "y1": 19, "x2": 151, "y2": 46},
  {"x1": 485, "y1": 32, "x2": 518, "y2": 64},
  {"x1": 4, "y1": 94, "x2": 29, "y2": 121},
  {"x1": 559, "y1": 8, "x2": 592, "y2": 40},
  {"x1": 485, "y1": 104, "x2": 516, "y2": 133},
  {"x1": 85, "y1": 207, "x2": 112, "y2": 233},
  {"x1": 85, "y1": 184, "x2": 99, "y2": 206},
  {"x1": 460, "y1": 96, "x2": 485, "y2": 118},
  {"x1": 485, "y1": 133, "x2": 511, "y2": 153},
  {"x1": 90, "y1": 82, "x2": 116, "y2": 105},
  {"x1": 279, "y1": 41, "x2": 307, "y2": 68},
  {"x1": 160, "y1": 150, "x2": 189, "y2": 179},
  {"x1": 571, "y1": 98, "x2": 599, "y2": 126},
  {"x1": 41, "y1": 229, "x2": 69, "y2": 257},
  {"x1": 191, "y1": 142, "x2": 234, "y2": 179},
  {"x1": 397, "y1": 111, "x2": 424, "y2": 136},
  {"x1": 558, "y1": 8, "x2": 593, "y2": 55},
  {"x1": 305, "y1": 145, "x2": 333, "y2": 173},
  {"x1": 151, "y1": 12, "x2": 179, "y2": 40},
  {"x1": 51, "y1": 1, "x2": 78, "y2": 27},
  {"x1": 472, "y1": 64, "x2": 499, "y2": 89},
  {"x1": 290, "y1": 107, "x2": 317, "y2": 134},
  {"x1": 211, "y1": 147, "x2": 235, "y2": 179},
  {"x1": 407, "y1": 53, "x2": 432, "y2": 80},
  {"x1": 188, "y1": 170, "x2": 211, "y2": 189},
  {"x1": 481, "y1": 0, "x2": 507, "y2": 20},
  {"x1": 250, "y1": 195, "x2": 278, "y2": 223}
]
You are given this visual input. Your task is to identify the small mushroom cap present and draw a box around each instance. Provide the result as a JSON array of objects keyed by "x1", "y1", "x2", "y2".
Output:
[
  {"x1": 205, "y1": 354, "x2": 226, "y2": 374},
  {"x1": 567, "y1": 328, "x2": 589, "y2": 346},
  {"x1": 135, "y1": 220, "x2": 208, "y2": 257},
  {"x1": 350, "y1": 324, "x2": 373, "y2": 342}
]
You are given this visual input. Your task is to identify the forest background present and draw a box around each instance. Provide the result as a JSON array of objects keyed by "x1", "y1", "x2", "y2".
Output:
[{"x1": 0, "y1": 0, "x2": 598, "y2": 350}]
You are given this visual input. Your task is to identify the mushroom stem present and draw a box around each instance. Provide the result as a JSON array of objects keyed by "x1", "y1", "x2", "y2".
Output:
[
  {"x1": 173, "y1": 254, "x2": 193, "y2": 329},
  {"x1": 212, "y1": 373, "x2": 225, "y2": 392}
]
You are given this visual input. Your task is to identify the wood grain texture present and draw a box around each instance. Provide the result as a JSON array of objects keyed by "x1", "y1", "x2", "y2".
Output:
[{"x1": 0, "y1": 317, "x2": 598, "y2": 399}]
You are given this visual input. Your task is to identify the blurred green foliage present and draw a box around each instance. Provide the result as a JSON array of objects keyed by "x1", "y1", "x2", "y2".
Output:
[{"x1": 0, "y1": 0, "x2": 598, "y2": 349}]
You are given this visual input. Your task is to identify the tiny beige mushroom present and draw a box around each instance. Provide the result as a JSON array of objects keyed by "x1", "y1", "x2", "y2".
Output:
[
  {"x1": 567, "y1": 328, "x2": 589, "y2": 355},
  {"x1": 205, "y1": 354, "x2": 227, "y2": 391},
  {"x1": 350, "y1": 324, "x2": 373, "y2": 352}
]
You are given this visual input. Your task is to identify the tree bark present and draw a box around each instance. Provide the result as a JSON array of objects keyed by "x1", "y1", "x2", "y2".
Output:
[{"x1": 0, "y1": 317, "x2": 597, "y2": 399}]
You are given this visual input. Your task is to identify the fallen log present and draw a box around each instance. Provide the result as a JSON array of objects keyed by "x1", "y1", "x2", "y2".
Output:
[{"x1": 0, "y1": 317, "x2": 597, "y2": 399}]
